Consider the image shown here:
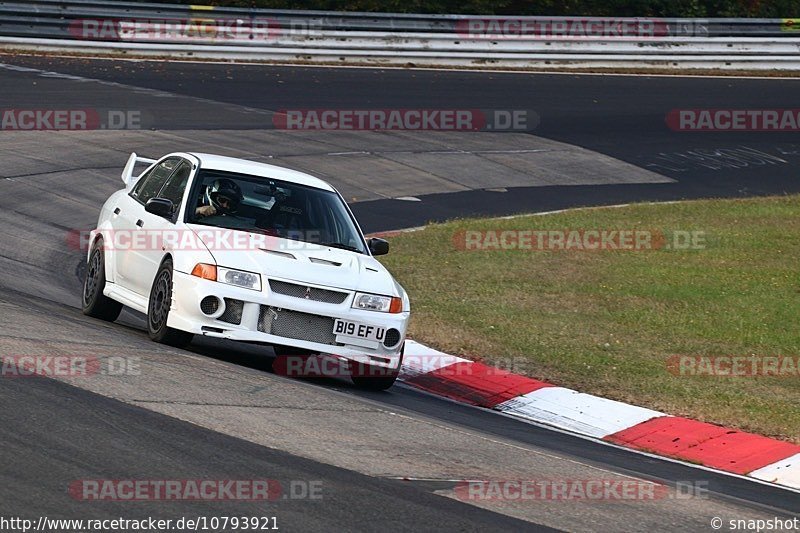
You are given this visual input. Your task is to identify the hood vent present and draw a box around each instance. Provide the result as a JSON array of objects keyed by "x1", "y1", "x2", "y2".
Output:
[
  {"x1": 309, "y1": 257, "x2": 341, "y2": 267},
  {"x1": 260, "y1": 248, "x2": 296, "y2": 260}
]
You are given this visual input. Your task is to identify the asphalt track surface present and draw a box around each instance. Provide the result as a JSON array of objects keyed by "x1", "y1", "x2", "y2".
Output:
[
  {"x1": 4, "y1": 56, "x2": 800, "y2": 230},
  {"x1": 0, "y1": 55, "x2": 798, "y2": 532}
]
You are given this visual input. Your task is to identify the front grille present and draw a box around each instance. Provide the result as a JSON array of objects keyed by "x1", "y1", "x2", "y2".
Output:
[
  {"x1": 219, "y1": 298, "x2": 244, "y2": 325},
  {"x1": 269, "y1": 280, "x2": 348, "y2": 305},
  {"x1": 258, "y1": 306, "x2": 340, "y2": 346}
]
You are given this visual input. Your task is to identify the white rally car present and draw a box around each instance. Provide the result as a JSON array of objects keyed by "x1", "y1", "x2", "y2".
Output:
[{"x1": 82, "y1": 152, "x2": 409, "y2": 390}]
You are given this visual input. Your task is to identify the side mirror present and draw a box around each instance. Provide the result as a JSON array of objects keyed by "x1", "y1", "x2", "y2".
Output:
[
  {"x1": 145, "y1": 197, "x2": 175, "y2": 218},
  {"x1": 368, "y1": 237, "x2": 389, "y2": 256}
]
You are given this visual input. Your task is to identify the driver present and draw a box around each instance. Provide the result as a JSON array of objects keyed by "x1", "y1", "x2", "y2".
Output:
[{"x1": 195, "y1": 178, "x2": 243, "y2": 218}]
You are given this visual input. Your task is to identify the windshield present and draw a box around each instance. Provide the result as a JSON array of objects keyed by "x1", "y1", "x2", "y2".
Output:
[{"x1": 187, "y1": 169, "x2": 367, "y2": 254}]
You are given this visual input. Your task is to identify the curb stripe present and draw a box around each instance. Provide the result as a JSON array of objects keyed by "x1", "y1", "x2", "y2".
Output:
[
  {"x1": 496, "y1": 387, "x2": 665, "y2": 439},
  {"x1": 749, "y1": 453, "x2": 800, "y2": 489},
  {"x1": 605, "y1": 416, "x2": 800, "y2": 475},
  {"x1": 402, "y1": 361, "x2": 552, "y2": 407},
  {"x1": 398, "y1": 341, "x2": 798, "y2": 490},
  {"x1": 401, "y1": 340, "x2": 472, "y2": 378}
]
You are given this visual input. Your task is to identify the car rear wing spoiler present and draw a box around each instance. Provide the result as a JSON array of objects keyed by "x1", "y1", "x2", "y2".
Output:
[{"x1": 121, "y1": 152, "x2": 157, "y2": 190}]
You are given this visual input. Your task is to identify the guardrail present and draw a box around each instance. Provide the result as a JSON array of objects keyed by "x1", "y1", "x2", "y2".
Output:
[{"x1": 1, "y1": 0, "x2": 799, "y2": 70}]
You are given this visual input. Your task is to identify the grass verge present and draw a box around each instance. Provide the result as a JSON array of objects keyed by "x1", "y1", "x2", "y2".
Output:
[{"x1": 379, "y1": 195, "x2": 800, "y2": 442}]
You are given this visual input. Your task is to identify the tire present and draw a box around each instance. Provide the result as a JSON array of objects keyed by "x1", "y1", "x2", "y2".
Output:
[
  {"x1": 351, "y1": 345, "x2": 404, "y2": 391},
  {"x1": 82, "y1": 240, "x2": 123, "y2": 322},
  {"x1": 273, "y1": 345, "x2": 315, "y2": 357},
  {"x1": 147, "y1": 259, "x2": 194, "y2": 348}
]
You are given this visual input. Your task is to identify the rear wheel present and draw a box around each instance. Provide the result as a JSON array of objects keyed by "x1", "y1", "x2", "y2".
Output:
[
  {"x1": 147, "y1": 259, "x2": 194, "y2": 348},
  {"x1": 82, "y1": 240, "x2": 123, "y2": 322}
]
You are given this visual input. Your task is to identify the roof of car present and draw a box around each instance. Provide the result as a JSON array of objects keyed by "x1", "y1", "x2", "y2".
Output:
[{"x1": 189, "y1": 153, "x2": 335, "y2": 192}]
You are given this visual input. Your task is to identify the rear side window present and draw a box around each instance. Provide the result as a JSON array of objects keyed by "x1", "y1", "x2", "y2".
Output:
[{"x1": 131, "y1": 158, "x2": 180, "y2": 204}]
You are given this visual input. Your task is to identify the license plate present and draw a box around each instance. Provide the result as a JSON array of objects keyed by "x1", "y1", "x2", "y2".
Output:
[{"x1": 333, "y1": 319, "x2": 385, "y2": 342}]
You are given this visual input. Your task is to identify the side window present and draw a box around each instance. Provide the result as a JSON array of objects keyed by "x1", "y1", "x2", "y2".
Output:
[
  {"x1": 130, "y1": 168, "x2": 153, "y2": 199},
  {"x1": 157, "y1": 161, "x2": 192, "y2": 211},
  {"x1": 130, "y1": 158, "x2": 180, "y2": 204}
]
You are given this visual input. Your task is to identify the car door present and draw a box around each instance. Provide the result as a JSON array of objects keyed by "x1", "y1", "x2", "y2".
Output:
[
  {"x1": 116, "y1": 157, "x2": 182, "y2": 296},
  {"x1": 130, "y1": 158, "x2": 195, "y2": 298}
]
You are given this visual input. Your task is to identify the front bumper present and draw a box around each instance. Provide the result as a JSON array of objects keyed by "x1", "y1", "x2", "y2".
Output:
[{"x1": 169, "y1": 271, "x2": 409, "y2": 369}]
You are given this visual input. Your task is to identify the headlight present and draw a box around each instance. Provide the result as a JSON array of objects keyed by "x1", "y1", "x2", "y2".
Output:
[
  {"x1": 218, "y1": 267, "x2": 262, "y2": 291},
  {"x1": 352, "y1": 292, "x2": 402, "y2": 313}
]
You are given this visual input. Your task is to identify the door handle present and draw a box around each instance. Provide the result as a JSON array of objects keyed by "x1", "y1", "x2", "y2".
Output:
[
  {"x1": 136, "y1": 219, "x2": 144, "y2": 227},
  {"x1": 113, "y1": 208, "x2": 121, "y2": 215}
]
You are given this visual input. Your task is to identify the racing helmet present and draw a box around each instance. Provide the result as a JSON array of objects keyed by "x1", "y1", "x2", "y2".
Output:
[{"x1": 204, "y1": 178, "x2": 243, "y2": 214}]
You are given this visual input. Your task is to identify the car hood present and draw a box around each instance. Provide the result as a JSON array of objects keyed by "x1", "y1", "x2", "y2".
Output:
[{"x1": 187, "y1": 225, "x2": 401, "y2": 296}]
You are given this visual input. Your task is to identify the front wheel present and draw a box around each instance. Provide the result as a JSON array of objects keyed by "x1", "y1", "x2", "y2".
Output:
[
  {"x1": 351, "y1": 346, "x2": 404, "y2": 391},
  {"x1": 82, "y1": 240, "x2": 123, "y2": 322},
  {"x1": 147, "y1": 259, "x2": 194, "y2": 348},
  {"x1": 351, "y1": 371, "x2": 399, "y2": 391}
]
